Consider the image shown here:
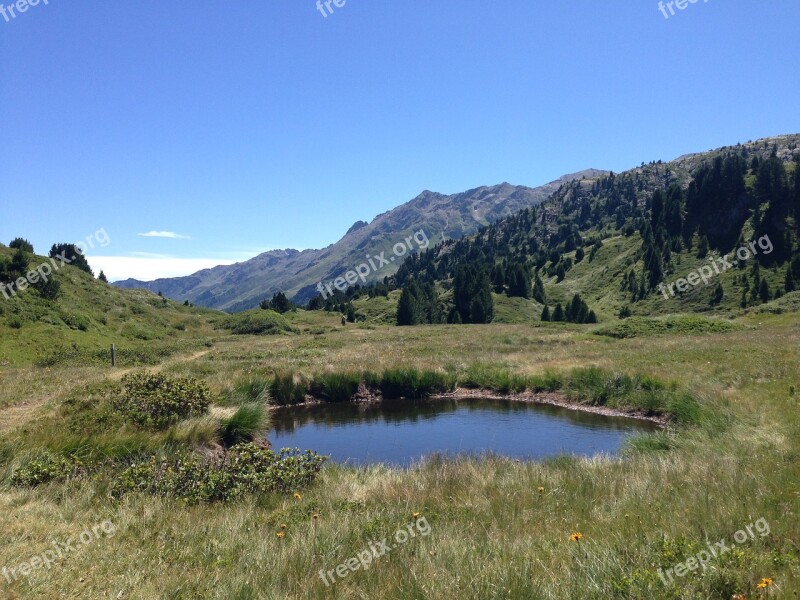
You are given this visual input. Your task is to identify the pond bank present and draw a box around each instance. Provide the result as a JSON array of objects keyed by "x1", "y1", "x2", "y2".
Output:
[{"x1": 268, "y1": 386, "x2": 670, "y2": 428}]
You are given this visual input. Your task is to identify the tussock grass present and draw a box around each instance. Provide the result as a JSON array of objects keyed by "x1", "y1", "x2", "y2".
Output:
[{"x1": 219, "y1": 403, "x2": 269, "y2": 447}]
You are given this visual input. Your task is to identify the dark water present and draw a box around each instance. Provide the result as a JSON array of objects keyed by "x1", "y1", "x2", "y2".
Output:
[{"x1": 268, "y1": 397, "x2": 658, "y2": 467}]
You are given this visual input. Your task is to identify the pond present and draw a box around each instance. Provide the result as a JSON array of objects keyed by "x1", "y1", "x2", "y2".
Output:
[{"x1": 268, "y1": 397, "x2": 658, "y2": 467}]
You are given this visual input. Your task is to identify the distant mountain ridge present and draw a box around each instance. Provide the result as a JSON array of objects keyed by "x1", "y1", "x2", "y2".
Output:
[{"x1": 115, "y1": 169, "x2": 607, "y2": 310}]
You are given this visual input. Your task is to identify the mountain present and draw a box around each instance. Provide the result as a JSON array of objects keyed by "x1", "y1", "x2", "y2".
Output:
[
  {"x1": 115, "y1": 170, "x2": 607, "y2": 311},
  {"x1": 383, "y1": 133, "x2": 800, "y2": 323}
]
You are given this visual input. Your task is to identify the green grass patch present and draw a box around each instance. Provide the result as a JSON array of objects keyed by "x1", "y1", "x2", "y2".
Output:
[
  {"x1": 217, "y1": 310, "x2": 296, "y2": 335},
  {"x1": 594, "y1": 315, "x2": 741, "y2": 338}
]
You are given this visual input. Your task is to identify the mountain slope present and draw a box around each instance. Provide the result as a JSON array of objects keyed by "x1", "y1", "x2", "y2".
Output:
[
  {"x1": 380, "y1": 133, "x2": 800, "y2": 323},
  {"x1": 115, "y1": 170, "x2": 607, "y2": 310}
]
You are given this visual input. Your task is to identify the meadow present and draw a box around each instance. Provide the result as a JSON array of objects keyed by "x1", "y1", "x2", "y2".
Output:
[{"x1": 0, "y1": 305, "x2": 798, "y2": 599}]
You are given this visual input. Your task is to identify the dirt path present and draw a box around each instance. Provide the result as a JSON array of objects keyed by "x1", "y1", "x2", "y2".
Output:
[
  {"x1": 106, "y1": 349, "x2": 211, "y2": 381},
  {"x1": 0, "y1": 349, "x2": 212, "y2": 433}
]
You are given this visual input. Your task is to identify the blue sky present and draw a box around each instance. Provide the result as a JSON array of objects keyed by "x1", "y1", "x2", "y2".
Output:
[{"x1": 1, "y1": 1, "x2": 799, "y2": 281}]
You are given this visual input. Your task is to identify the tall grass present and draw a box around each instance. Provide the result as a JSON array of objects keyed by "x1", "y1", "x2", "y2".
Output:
[
  {"x1": 225, "y1": 376, "x2": 271, "y2": 406},
  {"x1": 219, "y1": 403, "x2": 269, "y2": 447},
  {"x1": 310, "y1": 372, "x2": 362, "y2": 403},
  {"x1": 269, "y1": 372, "x2": 308, "y2": 406}
]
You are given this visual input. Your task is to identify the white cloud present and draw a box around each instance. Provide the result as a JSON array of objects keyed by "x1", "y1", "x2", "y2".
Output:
[
  {"x1": 137, "y1": 231, "x2": 192, "y2": 239},
  {"x1": 90, "y1": 256, "x2": 240, "y2": 282}
]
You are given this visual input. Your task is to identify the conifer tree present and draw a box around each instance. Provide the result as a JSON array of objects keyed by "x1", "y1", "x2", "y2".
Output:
[{"x1": 552, "y1": 303, "x2": 565, "y2": 322}]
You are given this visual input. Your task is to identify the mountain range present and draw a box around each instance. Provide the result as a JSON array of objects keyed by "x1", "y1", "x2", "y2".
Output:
[{"x1": 115, "y1": 169, "x2": 607, "y2": 310}]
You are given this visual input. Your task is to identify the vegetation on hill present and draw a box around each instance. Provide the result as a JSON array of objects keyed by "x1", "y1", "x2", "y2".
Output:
[{"x1": 379, "y1": 136, "x2": 800, "y2": 325}]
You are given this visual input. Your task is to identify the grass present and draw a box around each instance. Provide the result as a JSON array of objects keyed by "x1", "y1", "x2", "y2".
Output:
[
  {"x1": 219, "y1": 403, "x2": 269, "y2": 447},
  {"x1": 0, "y1": 313, "x2": 799, "y2": 597}
]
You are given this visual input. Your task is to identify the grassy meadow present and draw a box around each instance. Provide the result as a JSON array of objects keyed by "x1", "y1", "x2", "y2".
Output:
[{"x1": 0, "y1": 303, "x2": 799, "y2": 599}]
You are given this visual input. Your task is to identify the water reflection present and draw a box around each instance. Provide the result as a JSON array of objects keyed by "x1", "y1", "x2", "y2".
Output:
[{"x1": 269, "y1": 397, "x2": 658, "y2": 467}]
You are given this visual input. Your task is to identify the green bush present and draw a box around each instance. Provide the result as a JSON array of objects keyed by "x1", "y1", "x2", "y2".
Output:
[
  {"x1": 10, "y1": 452, "x2": 83, "y2": 487},
  {"x1": 110, "y1": 444, "x2": 326, "y2": 504},
  {"x1": 113, "y1": 372, "x2": 211, "y2": 429}
]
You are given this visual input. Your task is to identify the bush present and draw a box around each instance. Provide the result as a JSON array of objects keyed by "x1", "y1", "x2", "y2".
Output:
[
  {"x1": 114, "y1": 372, "x2": 211, "y2": 429},
  {"x1": 10, "y1": 452, "x2": 83, "y2": 487},
  {"x1": 220, "y1": 404, "x2": 269, "y2": 447},
  {"x1": 110, "y1": 444, "x2": 326, "y2": 504}
]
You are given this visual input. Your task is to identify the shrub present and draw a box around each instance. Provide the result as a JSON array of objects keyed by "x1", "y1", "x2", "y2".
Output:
[
  {"x1": 10, "y1": 452, "x2": 83, "y2": 487},
  {"x1": 114, "y1": 372, "x2": 211, "y2": 429},
  {"x1": 110, "y1": 444, "x2": 326, "y2": 504}
]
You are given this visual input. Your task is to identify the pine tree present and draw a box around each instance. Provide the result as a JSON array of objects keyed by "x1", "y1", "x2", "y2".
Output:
[
  {"x1": 532, "y1": 272, "x2": 546, "y2": 304},
  {"x1": 794, "y1": 154, "x2": 800, "y2": 219},
  {"x1": 447, "y1": 307, "x2": 462, "y2": 324},
  {"x1": 697, "y1": 236, "x2": 709, "y2": 259},
  {"x1": 552, "y1": 303, "x2": 565, "y2": 322},
  {"x1": 49, "y1": 243, "x2": 93, "y2": 275},
  {"x1": 575, "y1": 247, "x2": 585, "y2": 263},
  {"x1": 786, "y1": 267, "x2": 796, "y2": 293},
  {"x1": 9, "y1": 249, "x2": 28, "y2": 279},
  {"x1": 9, "y1": 238, "x2": 34, "y2": 253},
  {"x1": 469, "y1": 271, "x2": 494, "y2": 324},
  {"x1": 396, "y1": 287, "x2": 420, "y2": 326},
  {"x1": 759, "y1": 279, "x2": 771, "y2": 303},
  {"x1": 98, "y1": 271, "x2": 108, "y2": 283},
  {"x1": 540, "y1": 305, "x2": 551, "y2": 322},
  {"x1": 270, "y1": 292, "x2": 291, "y2": 314},
  {"x1": 507, "y1": 263, "x2": 531, "y2": 298},
  {"x1": 710, "y1": 282, "x2": 724, "y2": 306},
  {"x1": 491, "y1": 263, "x2": 505, "y2": 294}
]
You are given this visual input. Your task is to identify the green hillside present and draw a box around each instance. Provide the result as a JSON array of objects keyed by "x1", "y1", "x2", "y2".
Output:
[{"x1": 0, "y1": 244, "x2": 219, "y2": 367}]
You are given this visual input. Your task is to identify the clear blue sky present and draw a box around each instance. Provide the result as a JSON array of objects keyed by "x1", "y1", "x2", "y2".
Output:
[{"x1": 2, "y1": 1, "x2": 799, "y2": 281}]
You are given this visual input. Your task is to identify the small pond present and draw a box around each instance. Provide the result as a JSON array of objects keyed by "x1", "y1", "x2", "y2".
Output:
[{"x1": 268, "y1": 397, "x2": 658, "y2": 467}]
